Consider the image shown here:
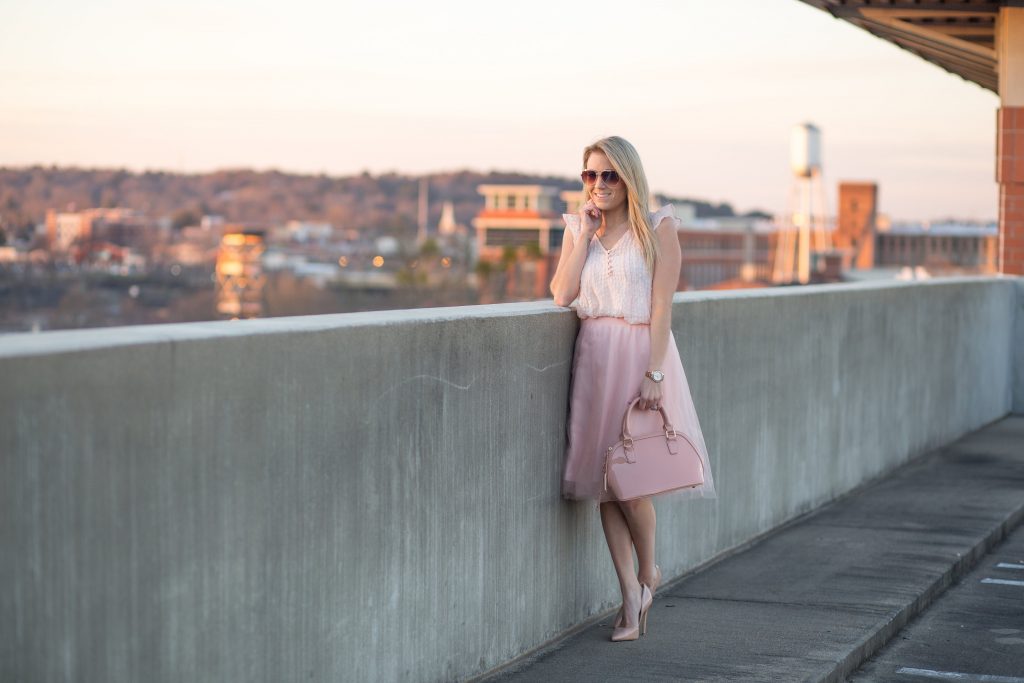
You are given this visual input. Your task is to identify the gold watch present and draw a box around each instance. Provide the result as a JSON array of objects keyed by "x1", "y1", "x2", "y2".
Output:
[{"x1": 645, "y1": 370, "x2": 664, "y2": 383}]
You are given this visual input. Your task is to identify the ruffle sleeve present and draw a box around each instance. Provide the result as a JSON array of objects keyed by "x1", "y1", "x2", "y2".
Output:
[
  {"x1": 650, "y1": 204, "x2": 680, "y2": 231},
  {"x1": 562, "y1": 213, "x2": 581, "y2": 241}
]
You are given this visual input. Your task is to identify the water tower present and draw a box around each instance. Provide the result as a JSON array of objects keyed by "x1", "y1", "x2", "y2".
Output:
[{"x1": 773, "y1": 123, "x2": 832, "y2": 284}]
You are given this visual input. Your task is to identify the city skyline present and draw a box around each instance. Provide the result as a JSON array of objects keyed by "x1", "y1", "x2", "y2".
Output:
[{"x1": 0, "y1": 0, "x2": 999, "y2": 222}]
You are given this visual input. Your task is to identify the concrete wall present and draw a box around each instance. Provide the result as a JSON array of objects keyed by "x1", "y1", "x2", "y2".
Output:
[{"x1": 0, "y1": 276, "x2": 1018, "y2": 683}]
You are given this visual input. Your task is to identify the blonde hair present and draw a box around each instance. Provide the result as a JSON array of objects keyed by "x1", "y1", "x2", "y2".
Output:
[{"x1": 582, "y1": 136, "x2": 658, "y2": 271}]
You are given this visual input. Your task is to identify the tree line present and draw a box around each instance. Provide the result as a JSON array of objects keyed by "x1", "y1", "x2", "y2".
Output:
[{"x1": 0, "y1": 166, "x2": 764, "y2": 243}]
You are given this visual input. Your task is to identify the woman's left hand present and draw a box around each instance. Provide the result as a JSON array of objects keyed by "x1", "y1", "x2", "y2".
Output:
[{"x1": 638, "y1": 377, "x2": 663, "y2": 411}]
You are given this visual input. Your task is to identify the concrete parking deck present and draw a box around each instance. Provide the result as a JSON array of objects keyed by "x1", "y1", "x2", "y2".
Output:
[{"x1": 489, "y1": 414, "x2": 1024, "y2": 683}]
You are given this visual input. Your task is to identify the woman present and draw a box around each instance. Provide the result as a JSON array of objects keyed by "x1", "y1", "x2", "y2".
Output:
[{"x1": 550, "y1": 136, "x2": 717, "y2": 642}]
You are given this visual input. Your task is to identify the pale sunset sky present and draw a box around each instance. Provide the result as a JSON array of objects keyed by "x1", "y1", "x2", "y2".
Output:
[{"x1": 0, "y1": 0, "x2": 999, "y2": 221}]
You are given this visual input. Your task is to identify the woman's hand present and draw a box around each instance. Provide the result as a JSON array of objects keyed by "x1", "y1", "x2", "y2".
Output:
[
  {"x1": 579, "y1": 200, "x2": 602, "y2": 239},
  {"x1": 637, "y1": 376, "x2": 663, "y2": 412}
]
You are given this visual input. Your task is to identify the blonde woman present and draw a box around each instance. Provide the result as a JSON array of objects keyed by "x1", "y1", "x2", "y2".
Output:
[{"x1": 550, "y1": 136, "x2": 717, "y2": 642}]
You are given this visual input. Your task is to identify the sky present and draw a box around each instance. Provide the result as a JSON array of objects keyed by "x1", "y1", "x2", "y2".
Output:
[{"x1": 0, "y1": 0, "x2": 1000, "y2": 221}]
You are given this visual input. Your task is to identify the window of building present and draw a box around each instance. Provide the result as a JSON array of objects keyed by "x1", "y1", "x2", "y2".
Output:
[
  {"x1": 549, "y1": 228, "x2": 563, "y2": 248},
  {"x1": 485, "y1": 228, "x2": 541, "y2": 247}
]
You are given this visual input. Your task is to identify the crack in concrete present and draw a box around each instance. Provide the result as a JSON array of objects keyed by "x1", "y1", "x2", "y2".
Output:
[{"x1": 526, "y1": 360, "x2": 568, "y2": 373}]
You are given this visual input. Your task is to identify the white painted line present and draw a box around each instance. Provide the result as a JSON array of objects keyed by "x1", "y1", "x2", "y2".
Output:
[
  {"x1": 981, "y1": 578, "x2": 1024, "y2": 587},
  {"x1": 896, "y1": 666, "x2": 1024, "y2": 682},
  {"x1": 995, "y1": 562, "x2": 1024, "y2": 570}
]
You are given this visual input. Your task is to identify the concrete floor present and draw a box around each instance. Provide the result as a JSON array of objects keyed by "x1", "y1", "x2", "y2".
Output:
[
  {"x1": 486, "y1": 415, "x2": 1024, "y2": 683},
  {"x1": 849, "y1": 522, "x2": 1024, "y2": 682}
]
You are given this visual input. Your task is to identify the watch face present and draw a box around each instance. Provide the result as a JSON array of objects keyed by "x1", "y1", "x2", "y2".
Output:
[{"x1": 650, "y1": 371, "x2": 664, "y2": 382}]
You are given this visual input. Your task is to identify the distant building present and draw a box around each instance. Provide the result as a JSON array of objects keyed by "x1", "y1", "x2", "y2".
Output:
[
  {"x1": 560, "y1": 190, "x2": 584, "y2": 217},
  {"x1": 473, "y1": 185, "x2": 564, "y2": 262},
  {"x1": 45, "y1": 207, "x2": 150, "y2": 254},
  {"x1": 285, "y1": 220, "x2": 333, "y2": 244},
  {"x1": 0, "y1": 246, "x2": 18, "y2": 263},
  {"x1": 831, "y1": 180, "x2": 998, "y2": 272},
  {"x1": 438, "y1": 201, "x2": 459, "y2": 236},
  {"x1": 201, "y1": 215, "x2": 226, "y2": 231},
  {"x1": 46, "y1": 211, "x2": 90, "y2": 252},
  {"x1": 215, "y1": 230, "x2": 266, "y2": 318},
  {"x1": 835, "y1": 182, "x2": 878, "y2": 270},
  {"x1": 676, "y1": 223, "x2": 777, "y2": 290},
  {"x1": 875, "y1": 222, "x2": 999, "y2": 272}
]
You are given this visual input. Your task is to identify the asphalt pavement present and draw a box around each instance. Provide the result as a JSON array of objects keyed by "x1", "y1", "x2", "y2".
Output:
[{"x1": 849, "y1": 520, "x2": 1024, "y2": 682}]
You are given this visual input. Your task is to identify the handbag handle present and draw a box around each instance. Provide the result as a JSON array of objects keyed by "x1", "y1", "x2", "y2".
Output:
[{"x1": 621, "y1": 395, "x2": 677, "y2": 441}]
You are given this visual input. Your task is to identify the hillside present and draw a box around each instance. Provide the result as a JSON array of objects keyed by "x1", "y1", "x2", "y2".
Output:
[{"x1": 0, "y1": 166, "x2": 766, "y2": 240}]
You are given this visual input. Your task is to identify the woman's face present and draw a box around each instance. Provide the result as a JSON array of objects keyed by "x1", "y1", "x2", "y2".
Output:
[{"x1": 585, "y1": 151, "x2": 628, "y2": 215}]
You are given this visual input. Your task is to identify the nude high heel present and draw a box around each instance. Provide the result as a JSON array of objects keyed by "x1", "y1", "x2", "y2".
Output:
[
  {"x1": 610, "y1": 584, "x2": 652, "y2": 642},
  {"x1": 612, "y1": 565, "x2": 660, "y2": 629},
  {"x1": 639, "y1": 583, "x2": 653, "y2": 636},
  {"x1": 610, "y1": 565, "x2": 659, "y2": 630}
]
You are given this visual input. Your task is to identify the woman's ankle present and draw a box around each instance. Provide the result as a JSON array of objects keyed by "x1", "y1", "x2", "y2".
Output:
[
  {"x1": 619, "y1": 577, "x2": 641, "y2": 602},
  {"x1": 638, "y1": 564, "x2": 661, "y2": 590}
]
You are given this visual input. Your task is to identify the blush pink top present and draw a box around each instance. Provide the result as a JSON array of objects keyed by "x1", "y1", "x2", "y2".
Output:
[{"x1": 562, "y1": 204, "x2": 679, "y2": 325}]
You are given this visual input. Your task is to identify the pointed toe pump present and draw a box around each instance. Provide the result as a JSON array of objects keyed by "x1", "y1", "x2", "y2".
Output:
[
  {"x1": 612, "y1": 565, "x2": 661, "y2": 629},
  {"x1": 611, "y1": 584, "x2": 653, "y2": 642}
]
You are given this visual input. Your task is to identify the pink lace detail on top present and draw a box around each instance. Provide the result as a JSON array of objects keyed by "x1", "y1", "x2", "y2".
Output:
[{"x1": 562, "y1": 204, "x2": 679, "y2": 325}]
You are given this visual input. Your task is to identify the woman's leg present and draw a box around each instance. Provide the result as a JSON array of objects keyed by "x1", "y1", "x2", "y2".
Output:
[
  {"x1": 617, "y1": 497, "x2": 658, "y2": 588},
  {"x1": 600, "y1": 501, "x2": 642, "y2": 626}
]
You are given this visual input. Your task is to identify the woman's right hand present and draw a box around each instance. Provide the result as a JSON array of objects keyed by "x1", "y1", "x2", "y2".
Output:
[{"x1": 579, "y1": 201, "x2": 602, "y2": 238}]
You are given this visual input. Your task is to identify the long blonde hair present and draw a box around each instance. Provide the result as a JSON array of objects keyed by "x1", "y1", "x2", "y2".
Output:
[{"x1": 582, "y1": 136, "x2": 658, "y2": 271}]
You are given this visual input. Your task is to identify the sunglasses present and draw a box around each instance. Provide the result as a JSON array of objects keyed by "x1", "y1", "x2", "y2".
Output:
[{"x1": 580, "y1": 169, "x2": 621, "y2": 187}]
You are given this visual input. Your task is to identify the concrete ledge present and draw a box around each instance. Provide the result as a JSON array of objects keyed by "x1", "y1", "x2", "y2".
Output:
[{"x1": 0, "y1": 276, "x2": 1019, "y2": 682}]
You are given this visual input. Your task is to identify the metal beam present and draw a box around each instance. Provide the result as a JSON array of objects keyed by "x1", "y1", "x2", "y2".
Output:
[
  {"x1": 797, "y1": 0, "x2": 1001, "y2": 92},
  {"x1": 860, "y1": 8, "x2": 997, "y2": 60}
]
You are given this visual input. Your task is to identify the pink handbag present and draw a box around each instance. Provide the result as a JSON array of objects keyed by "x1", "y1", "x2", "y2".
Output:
[{"x1": 603, "y1": 396, "x2": 705, "y2": 501}]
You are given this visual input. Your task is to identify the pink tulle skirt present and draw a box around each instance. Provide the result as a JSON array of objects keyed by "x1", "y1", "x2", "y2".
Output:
[{"x1": 562, "y1": 316, "x2": 718, "y2": 503}]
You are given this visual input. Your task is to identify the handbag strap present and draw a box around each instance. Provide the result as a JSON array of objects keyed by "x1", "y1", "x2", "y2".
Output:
[{"x1": 621, "y1": 396, "x2": 676, "y2": 441}]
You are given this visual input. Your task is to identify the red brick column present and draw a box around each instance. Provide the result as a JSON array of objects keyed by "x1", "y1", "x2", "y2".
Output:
[{"x1": 997, "y1": 106, "x2": 1024, "y2": 275}]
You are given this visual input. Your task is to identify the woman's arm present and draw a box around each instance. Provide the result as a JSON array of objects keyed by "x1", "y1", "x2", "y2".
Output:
[
  {"x1": 638, "y1": 215, "x2": 682, "y2": 410},
  {"x1": 550, "y1": 205, "x2": 600, "y2": 307}
]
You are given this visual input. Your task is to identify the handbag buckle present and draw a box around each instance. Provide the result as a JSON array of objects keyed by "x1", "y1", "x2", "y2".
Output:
[{"x1": 622, "y1": 438, "x2": 636, "y2": 463}]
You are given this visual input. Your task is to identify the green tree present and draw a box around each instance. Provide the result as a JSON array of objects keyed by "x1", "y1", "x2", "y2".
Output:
[
  {"x1": 474, "y1": 260, "x2": 493, "y2": 280},
  {"x1": 501, "y1": 246, "x2": 518, "y2": 269},
  {"x1": 171, "y1": 208, "x2": 199, "y2": 231},
  {"x1": 419, "y1": 238, "x2": 440, "y2": 257}
]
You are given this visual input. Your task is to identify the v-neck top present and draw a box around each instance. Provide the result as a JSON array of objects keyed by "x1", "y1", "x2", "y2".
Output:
[{"x1": 562, "y1": 204, "x2": 678, "y2": 325}]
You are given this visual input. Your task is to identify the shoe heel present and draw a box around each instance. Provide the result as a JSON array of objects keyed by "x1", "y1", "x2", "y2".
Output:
[{"x1": 638, "y1": 584, "x2": 653, "y2": 637}]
